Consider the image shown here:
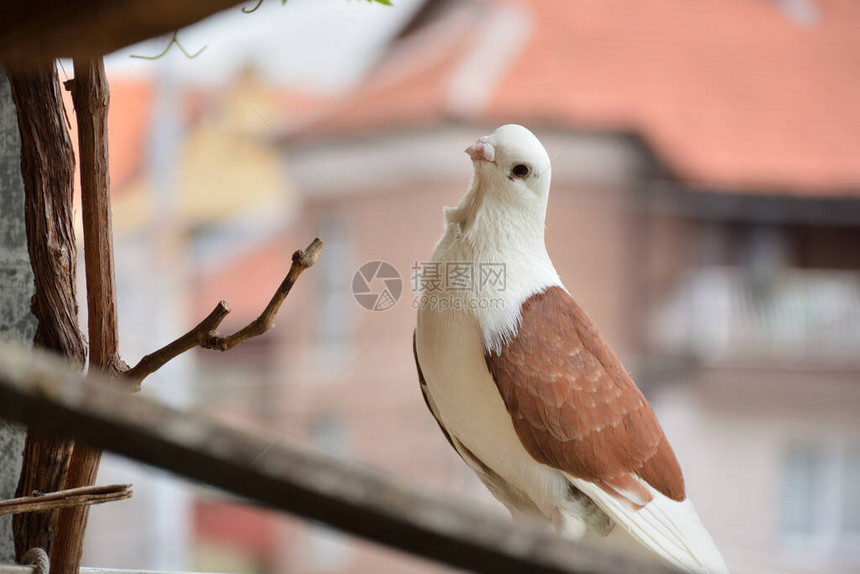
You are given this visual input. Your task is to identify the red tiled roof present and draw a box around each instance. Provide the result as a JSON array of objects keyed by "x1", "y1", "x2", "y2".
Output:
[
  {"x1": 307, "y1": 40, "x2": 464, "y2": 136},
  {"x1": 289, "y1": 0, "x2": 860, "y2": 196},
  {"x1": 299, "y1": 2, "x2": 482, "y2": 139}
]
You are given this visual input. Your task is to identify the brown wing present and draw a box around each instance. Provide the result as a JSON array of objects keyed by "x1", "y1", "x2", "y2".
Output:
[{"x1": 485, "y1": 287, "x2": 685, "y2": 507}]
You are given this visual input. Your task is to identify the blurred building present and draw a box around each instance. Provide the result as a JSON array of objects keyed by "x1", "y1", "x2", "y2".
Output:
[
  {"x1": 84, "y1": 1, "x2": 860, "y2": 573},
  {"x1": 272, "y1": 1, "x2": 860, "y2": 573}
]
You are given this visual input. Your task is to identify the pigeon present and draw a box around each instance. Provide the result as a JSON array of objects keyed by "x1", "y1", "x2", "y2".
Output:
[{"x1": 413, "y1": 124, "x2": 728, "y2": 573}]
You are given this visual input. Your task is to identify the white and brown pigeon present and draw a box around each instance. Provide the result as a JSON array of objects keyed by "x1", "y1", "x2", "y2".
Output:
[{"x1": 413, "y1": 124, "x2": 728, "y2": 573}]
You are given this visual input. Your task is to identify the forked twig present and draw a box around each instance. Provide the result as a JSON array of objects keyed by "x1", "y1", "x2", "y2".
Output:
[
  {"x1": 124, "y1": 237, "x2": 323, "y2": 388},
  {"x1": 0, "y1": 484, "x2": 132, "y2": 516}
]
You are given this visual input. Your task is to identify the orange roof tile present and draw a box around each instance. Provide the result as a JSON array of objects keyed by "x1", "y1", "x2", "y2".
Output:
[
  {"x1": 288, "y1": 0, "x2": 860, "y2": 196},
  {"x1": 298, "y1": 4, "x2": 480, "y2": 139}
]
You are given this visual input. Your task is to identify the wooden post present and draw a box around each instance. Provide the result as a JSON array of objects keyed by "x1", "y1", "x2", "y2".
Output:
[
  {"x1": 52, "y1": 58, "x2": 123, "y2": 574},
  {"x1": 6, "y1": 63, "x2": 87, "y2": 561}
]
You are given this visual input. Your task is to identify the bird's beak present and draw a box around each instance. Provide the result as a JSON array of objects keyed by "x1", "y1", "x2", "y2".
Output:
[{"x1": 466, "y1": 137, "x2": 495, "y2": 163}]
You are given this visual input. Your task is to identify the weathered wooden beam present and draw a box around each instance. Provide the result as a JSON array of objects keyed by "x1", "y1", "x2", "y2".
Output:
[
  {"x1": 0, "y1": 344, "x2": 676, "y2": 574},
  {"x1": 0, "y1": 568, "x2": 218, "y2": 574},
  {"x1": 0, "y1": 1, "x2": 244, "y2": 65}
]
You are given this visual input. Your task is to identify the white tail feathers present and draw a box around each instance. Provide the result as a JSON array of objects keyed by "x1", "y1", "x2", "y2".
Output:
[{"x1": 566, "y1": 475, "x2": 729, "y2": 573}]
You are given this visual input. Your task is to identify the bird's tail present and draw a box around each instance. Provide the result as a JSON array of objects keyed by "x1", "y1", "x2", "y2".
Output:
[{"x1": 566, "y1": 476, "x2": 729, "y2": 573}]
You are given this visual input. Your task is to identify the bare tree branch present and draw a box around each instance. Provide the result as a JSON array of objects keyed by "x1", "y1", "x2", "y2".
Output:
[
  {"x1": 124, "y1": 237, "x2": 324, "y2": 387},
  {"x1": 52, "y1": 57, "x2": 120, "y2": 574},
  {"x1": 0, "y1": 485, "x2": 132, "y2": 517}
]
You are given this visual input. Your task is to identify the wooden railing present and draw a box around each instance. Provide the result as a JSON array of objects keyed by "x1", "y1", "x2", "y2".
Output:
[{"x1": 0, "y1": 343, "x2": 676, "y2": 574}]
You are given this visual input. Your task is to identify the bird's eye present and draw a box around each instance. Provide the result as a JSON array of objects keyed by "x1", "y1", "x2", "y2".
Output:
[{"x1": 511, "y1": 164, "x2": 530, "y2": 178}]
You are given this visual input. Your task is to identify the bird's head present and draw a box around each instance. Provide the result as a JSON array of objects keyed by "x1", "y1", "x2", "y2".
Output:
[
  {"x1": 447, "y1": 125, "x2": 552, "y2": 235},
  {"x1": 466, "y1": 124, "x2": 552, "y2": 197}
]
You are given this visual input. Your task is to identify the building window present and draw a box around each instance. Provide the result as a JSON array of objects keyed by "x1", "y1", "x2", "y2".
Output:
[
  {"x1": 781, "y1": 442, "x2": 860, "y2": 561},
  {"x1": 651, "y1": 221, "x2": 860, "y2": 365}
]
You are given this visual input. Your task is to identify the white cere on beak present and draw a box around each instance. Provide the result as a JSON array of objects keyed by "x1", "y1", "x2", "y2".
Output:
[{"x1": 466, "y1": 137, "x2": 496, "y2": 163}]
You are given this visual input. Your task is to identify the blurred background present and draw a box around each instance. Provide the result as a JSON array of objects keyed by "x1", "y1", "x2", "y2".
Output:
[{"x1": 53, "y1": 0, "x2": 860, "y2": 572}]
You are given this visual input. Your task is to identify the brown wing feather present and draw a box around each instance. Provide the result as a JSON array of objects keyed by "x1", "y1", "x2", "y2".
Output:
[{"x1": 485, "y1": 287, "x2": 685, "y2": 506}]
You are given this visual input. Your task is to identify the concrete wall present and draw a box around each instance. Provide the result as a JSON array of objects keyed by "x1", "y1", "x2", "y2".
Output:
[{"x1": 0, "y1": 68, "x2": 36, "y2": 562}]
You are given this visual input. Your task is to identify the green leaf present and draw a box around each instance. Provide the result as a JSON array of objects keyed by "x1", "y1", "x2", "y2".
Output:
[{"x1": 372, "y1": 0, "x2": 393, "y2": 5}]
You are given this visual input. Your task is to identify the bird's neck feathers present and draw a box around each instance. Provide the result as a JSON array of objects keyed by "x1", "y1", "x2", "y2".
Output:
[
  {"x1": 443, "y1": 171, "x2": 548, "y2": 253},
  {"x1": 434, "y1": 176, "x2": 563, "y2": 354}
]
